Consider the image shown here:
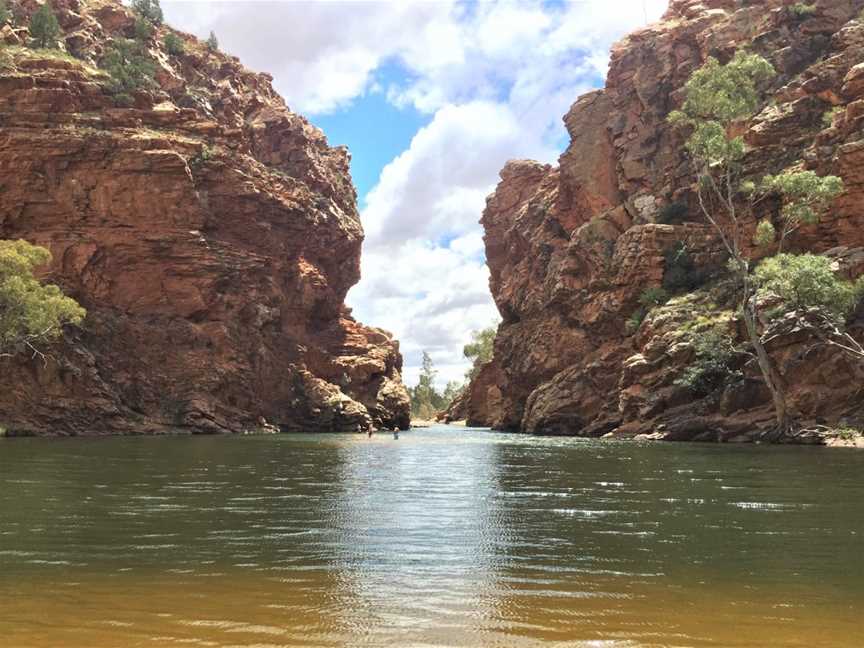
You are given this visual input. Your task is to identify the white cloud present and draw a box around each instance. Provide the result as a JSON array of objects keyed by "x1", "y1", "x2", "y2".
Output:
[
  {"x1": 161, "y1": 0, "x2": 670, "y2": 388},
  {"x1": 361, "y1": 101, "x2": 556, "y2": 249}
]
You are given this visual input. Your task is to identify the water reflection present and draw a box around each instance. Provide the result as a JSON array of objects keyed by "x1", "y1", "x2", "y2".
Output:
[{"x1": 327, "y1": 432, "x2": 510, "y2": 644}]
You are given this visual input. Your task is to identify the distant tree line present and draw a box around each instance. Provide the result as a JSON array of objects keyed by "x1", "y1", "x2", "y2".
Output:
[{"x1": 409, "y1": 325, "x2": 498, "y2": 419}]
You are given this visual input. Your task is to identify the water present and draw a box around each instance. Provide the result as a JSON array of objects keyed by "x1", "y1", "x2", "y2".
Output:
[{"x1": 0, "y1": 426, "x2": 862, "y2": 647}]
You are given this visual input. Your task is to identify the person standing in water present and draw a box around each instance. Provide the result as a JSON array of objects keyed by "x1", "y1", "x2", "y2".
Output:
[{"x1": 393, "y1": 430, "x2": 399, "y2": 440}]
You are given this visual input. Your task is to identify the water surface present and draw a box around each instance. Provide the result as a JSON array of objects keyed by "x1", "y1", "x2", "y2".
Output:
[{"x1": 1, "y1": 426, "x2": 862, "y2": 647}]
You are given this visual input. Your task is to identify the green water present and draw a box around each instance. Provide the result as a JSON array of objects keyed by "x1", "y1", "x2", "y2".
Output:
[{"x1": 0, "y1": 426, "x2": 862, "y2": 647}]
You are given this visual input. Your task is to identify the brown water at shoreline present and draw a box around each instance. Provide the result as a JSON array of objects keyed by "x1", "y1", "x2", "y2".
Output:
[{"x1": 1, "y1": 428, "x2": 862, "y2": 647}]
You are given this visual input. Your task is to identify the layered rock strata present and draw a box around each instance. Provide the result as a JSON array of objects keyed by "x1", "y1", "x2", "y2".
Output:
[
  {"x1": 457, "y1": 0, "x2": 864, "y2": 441},
  {"x1": 0, "y1": 0, "x2": 410, "y2": 434}
]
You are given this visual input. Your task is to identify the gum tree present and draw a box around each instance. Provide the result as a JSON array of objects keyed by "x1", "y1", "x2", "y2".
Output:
[
  {"x1": 463, "y1": 325, "x2": 497, "y2": 380},
  {"x1": 754, "y1": 171, "x2": 844, "y2": 252},
  {"x1": 755, "y1": 254, "x2": 864, "y2": 363},
  {"x1": 669, "y1": 51, "x2": 844, "y2": 435},
  {"x1": 0, "y1": 240, "x2": 86, "y2": 361}
]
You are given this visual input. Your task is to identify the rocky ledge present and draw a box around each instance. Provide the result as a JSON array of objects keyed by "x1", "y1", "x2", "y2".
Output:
[
  {"x1": 450, "y1": 0, "x2": 864, "y2": 443},
  {"x1": 0, "y1": 0, "x2": 410, "y2": 434}
]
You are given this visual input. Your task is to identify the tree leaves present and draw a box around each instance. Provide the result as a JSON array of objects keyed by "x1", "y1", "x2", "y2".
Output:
[{"x1": 0, "y1": 240, "x2": 86, "y2": 355}]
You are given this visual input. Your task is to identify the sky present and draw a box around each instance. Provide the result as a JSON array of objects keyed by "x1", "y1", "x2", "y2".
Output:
[{"x1": 161, "y1": 0, "x2": 669, "y2": 389}]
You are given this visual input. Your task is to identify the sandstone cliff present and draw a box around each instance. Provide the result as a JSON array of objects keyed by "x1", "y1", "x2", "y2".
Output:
[
  {"x1": 456, "y1": 0, "x2": 864, "y2": 442},
  {"x1": 0, "y1": 0, "x2": 411, "y2": 434}
]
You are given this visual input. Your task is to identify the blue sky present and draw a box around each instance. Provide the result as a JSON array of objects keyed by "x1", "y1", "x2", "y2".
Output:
[
  {"x1": 162, "y1": 0, "x2": 669, "y2": 388},
  {"x1": 314, "y1": 63, "x2": 431, "y2": 204}
]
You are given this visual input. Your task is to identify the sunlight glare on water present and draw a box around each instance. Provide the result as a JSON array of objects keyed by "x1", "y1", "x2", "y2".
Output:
[{"x1": 0, "y1": 426, "x2": 862, "y2": 647}]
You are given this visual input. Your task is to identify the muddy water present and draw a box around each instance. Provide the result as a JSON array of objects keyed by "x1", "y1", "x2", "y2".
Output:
[{"x1": 0, "y1": 427, "x2": 861, "y2": 647}]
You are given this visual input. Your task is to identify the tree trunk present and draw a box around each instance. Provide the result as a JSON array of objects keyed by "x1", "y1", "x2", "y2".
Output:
[{"x1": 742, "y1": 293, "x2": 791, "y2": 438}]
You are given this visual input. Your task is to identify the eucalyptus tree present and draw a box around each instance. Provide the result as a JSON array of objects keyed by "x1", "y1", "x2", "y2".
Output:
[
  {"x1": 669, "y1": 51, "x2": 844, "y2": 435},
  {"x1": 0, "y1": 240, "x2": 85, "y2": 361}
]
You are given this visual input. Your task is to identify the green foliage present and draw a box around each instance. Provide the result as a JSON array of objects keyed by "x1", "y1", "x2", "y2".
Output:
[
  {"x1": 164, "y1": 32, "x2": 184, "y2": 56},
  {"x1": 0, "y1": 240, "x2": 86, "y2": 354},
  {"x1": 639, "y1": 287, "x2": 669, "y2": 308},
  {"x1": 130, "y1": 0, "x2": 163, "y2": 25},
  {"x1": 627, "y1": 288, "x2": 669, "y2": 335},
  {"x1": 754, "y1": 253, "x2": 861, "y2": 323},
  {"x1": 625, "y1": 309, "x2": 646, "y2": 335},
  {"x1": 101, "y1": 38, "x2": 155, "y2": 98},
  {"x1": 822, "y1": 106, "x2": 844, "y2": 127},
  {"x1": 789, "y1": 3, "x2": 817, "y2": 18},
  {"x1": 29, "y1": 3, "x2": 61, "y2": 50},
  {"x1": 753, "y1": 219, "x2": 777, "y2": 247},
  {"x1": 663, "y1": 242, "x2": 709, "y2": 293},
  {"x1": 442, "y1": 380, "x2": 463, "y2": 407},
  {"x1": 674, "y1": 329, "x2": 740, "y2": 396},
  {"x1": 409, "y1": 351, "x2": 446, "y2": 419},
  {"x1": 463, "y1": 326, "x2": 496, "y2": 380},
  {"x1": 0, "y1": 1, "x2": 11, "y2": 25},
  {"x1": 669, "y1": 52, "x2": 774, "y2": 166},
  {"x1": 761, "y1": 171, "x2": 843, "y2": 244},
  {"x1": 189, "y1": 144, "x2": 215, "y2": 168},
  {"x1": 657, "y1": 202, "x2": 689, "y2": 225},
  {"x1": 833, "y1": 427, "x2": 862, "y2": 441},
  {"x1": 206, "y1": 30, "x2": 218, "y2": 52},
  {"x1": 133, "y1": 16, "x2": 154, "y2": 41}
]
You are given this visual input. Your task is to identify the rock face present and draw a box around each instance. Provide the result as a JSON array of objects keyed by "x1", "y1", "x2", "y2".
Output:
[
  {"x1": 0, "y1": 0, "x2": 410, "y2": 434},
  {"x1": 460, "y1": 0, "x2": 864, "y2": 441}
]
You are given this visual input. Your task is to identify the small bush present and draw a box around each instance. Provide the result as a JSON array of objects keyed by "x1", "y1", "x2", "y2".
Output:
[
  {"x1": 626, "y1": 309, "x2": 646, "y2": 335},
  {"x1": 639, "y1": 287, "x2": 669, "y2": 308},
  {"x1": 822, "y1": 106, "x2": 844, "y2": 127},
  {"x1": 164, "y1": 32, "x2": 184, "y2": 56},
  {"x1": 753, "y1": 219, "x2": 777, "y2": 247},
  {"x1": 131, "y1": 0, "x2": 163, "y2": 25},
  {"x1": 626, "y1": 288, "x2": 669, "y2": 335},
  {"x1": 833, "y1": 427, "x2": 862, "y2": 441},
  {"x1": 189, "y1": 144, "x2": 215, "y2": 168},
  {"x1": 133, "y1": 16, "x2": 154, "y2": 41},
  {"x1": 29, "y1": 3, "x2": 61, "y2": 49},
  {"x1": 657, "y1": 202, "x2": 689, "y2": 225},
  {"x1": 675, "y1": 329, "x2": 740, "y2": 396},
  {"x1": 101, "y1": 38, "x2": 156, "y2": 97},
  {"x1": 663, "y1": 241, "x2": 709, "y2": 293},
  {"x1": 206, "y1": 30, "x2": 218, "y2": 52},
  {"x1": 790, "y1": 2, "x2": 817, "y2": 18}
]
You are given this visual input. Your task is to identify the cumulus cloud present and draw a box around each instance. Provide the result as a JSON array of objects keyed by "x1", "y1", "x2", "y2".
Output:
[
  {"x1": 163, "y1": 0, "x2": 457, "y2": 114},
  {"x1": 161, "y1": 0, "x2": 670, "y2": 388}
]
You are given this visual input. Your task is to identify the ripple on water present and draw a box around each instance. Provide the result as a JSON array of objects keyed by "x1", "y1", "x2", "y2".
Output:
[{"x1": 0, "y1": 427, "x2": 862, "y2": 647}]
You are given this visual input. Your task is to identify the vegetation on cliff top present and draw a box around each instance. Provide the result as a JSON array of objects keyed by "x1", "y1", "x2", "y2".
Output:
[{"x1": 28, "y1": 2, "x2": 61, "y2": 49}]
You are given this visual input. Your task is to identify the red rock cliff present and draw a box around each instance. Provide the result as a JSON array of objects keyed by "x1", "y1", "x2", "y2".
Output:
[
  {"x1": 461, "y1": 0, "x2": 864, "y2": 441},
  {"x1": 0, "y1": 0, "x2": 411, "y2": 434}
]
